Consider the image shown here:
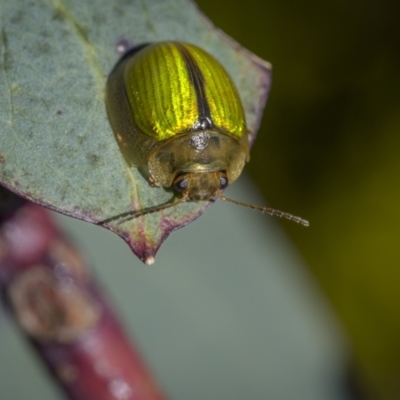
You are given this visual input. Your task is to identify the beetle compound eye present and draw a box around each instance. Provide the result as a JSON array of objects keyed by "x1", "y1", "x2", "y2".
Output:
[
  {"x1": 174, "y1": 177, "x2": 189, "y2": 192},
  {"x1": 219, "y1": 176, "x2": 228, "y2": 189}
]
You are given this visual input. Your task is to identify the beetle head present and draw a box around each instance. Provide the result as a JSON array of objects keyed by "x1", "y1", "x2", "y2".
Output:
[{"x1": 173, "y1": 171, "x2": 228, "y2": 201}]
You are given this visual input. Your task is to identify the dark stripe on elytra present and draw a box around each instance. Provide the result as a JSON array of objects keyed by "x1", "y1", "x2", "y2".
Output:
[{"x1": 176, "y1": 43, "x2": 214, "y2": 131}]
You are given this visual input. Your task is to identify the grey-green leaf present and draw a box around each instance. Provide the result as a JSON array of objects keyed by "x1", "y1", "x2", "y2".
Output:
[{"x1": 0, "y1": 0, "x2": 271, "y2": 263}]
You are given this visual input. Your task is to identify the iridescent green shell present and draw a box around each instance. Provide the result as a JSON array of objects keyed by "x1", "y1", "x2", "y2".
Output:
[
  {"x1": 124, "y1": 42, "x2": 246, "y2": 141},
  {"x1": 106, "y1": 41, "x2": 249, "y2": 188}
]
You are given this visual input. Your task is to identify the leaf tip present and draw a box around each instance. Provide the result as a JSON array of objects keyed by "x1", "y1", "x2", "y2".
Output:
[{"x1": 144, "y1": 255, "x2": 155, "y2": 265}]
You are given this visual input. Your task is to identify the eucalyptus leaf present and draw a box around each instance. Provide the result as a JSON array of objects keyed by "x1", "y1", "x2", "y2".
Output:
[{"x1": 0, "y1": 0, "x2": 271, "y2": 263}]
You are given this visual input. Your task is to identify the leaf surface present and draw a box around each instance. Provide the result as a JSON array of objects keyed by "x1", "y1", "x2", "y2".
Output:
[{"x1": 0, "y1": 0, "x2": 271, "y2": 262}]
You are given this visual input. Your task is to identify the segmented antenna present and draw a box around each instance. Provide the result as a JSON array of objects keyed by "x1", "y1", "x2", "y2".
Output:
[
  {"x1": 100, "y1": 192, "x2": 309, "y2": 227},
  {"x1": 217, "y1": 193, "x2": 309, "y2": 227},
  {"x1": 99, "y1": 196, "x2": 188, "y2": 225}
]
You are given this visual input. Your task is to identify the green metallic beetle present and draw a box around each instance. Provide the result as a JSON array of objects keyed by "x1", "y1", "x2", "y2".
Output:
[{"x1": 106, "y1": 41, "x2": 308, "y2": 226}]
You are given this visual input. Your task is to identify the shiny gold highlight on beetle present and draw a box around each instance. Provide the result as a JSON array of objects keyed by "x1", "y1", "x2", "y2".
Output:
[{"x1": 104, "y1": 41, "x2": 308, "y2": 227}]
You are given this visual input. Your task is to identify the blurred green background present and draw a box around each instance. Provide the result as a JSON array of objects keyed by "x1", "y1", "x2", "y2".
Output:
[{"x1": 196, "y1": 0, "x2": 400, "y2": 398}]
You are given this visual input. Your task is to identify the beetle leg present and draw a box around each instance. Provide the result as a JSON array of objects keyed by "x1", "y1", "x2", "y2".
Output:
[{"x1": 148, "y1": 175, "x2": 160, "y2": 187}]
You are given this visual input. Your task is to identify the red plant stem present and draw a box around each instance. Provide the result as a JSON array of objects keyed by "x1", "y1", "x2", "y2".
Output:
[{"x1": 0, "y1": 189, "x2": 166, "y2": 400}]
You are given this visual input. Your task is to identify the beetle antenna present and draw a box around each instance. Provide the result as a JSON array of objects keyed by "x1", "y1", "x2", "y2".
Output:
[
  {"x1": 100, "y1": 195, "x2": 188, "y2": 225},
  {"x1": 217, "y1": 192, "x2": 309, "y2": 227}
]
